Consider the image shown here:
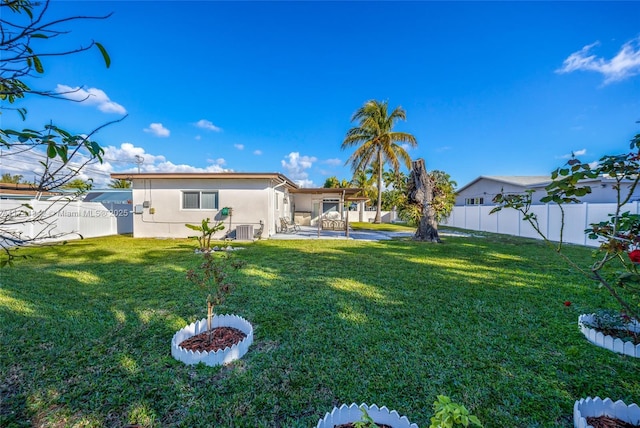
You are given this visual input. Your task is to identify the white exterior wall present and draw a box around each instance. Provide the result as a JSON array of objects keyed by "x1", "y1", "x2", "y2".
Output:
[
  {"x1": 456, "y1": 181, "x2": 528, "y2": 206},
  {"x1": 130, "y1": 177, "x2": 286, "y2": 238}
]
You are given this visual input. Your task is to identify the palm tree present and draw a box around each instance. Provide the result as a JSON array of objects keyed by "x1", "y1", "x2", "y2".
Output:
[
  {"x1": 350, "y1": 169, "x2": 377, "y2": 209},
  {"x1": 108, "y1": 178, "x2": 131, "y2": 189},
  {"x1": 342, "y1": 100, "x2": 417, "y2": 223}
]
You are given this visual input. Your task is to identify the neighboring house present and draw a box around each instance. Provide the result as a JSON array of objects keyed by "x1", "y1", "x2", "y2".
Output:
[
  {"x1": 109, "y1": 172, "x2": 363, "y2": 239},
  {"x1": 83, "y1": 189, "x2": 132, "y2": 204},
  {"x1": 455, "y1": 175, "x2": 640, "y2": 206},
  {"x1": 0, "y1": 182, "x2": 61, "y2": 200}
]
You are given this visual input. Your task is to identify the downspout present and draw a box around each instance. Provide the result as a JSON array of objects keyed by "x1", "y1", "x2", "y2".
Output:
[
  {"x1": 272, "y1": 178, "x2": 288, "y2": 235},
  {"x1": 342, "y1": 189, "x2": 347, "y2": 237}
]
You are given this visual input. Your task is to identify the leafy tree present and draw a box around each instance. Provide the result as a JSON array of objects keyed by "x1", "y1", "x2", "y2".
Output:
[
  {"x1": 430, "y1": 170, "x2": 457, "y2": 222},
  {"x1": 350, "y1": 170, "x2": 376, "y2": 208},
  {"x1": 0, "y1": 173, "x2": 23, "y2": 183},
  {"x1": 380, "y1": 169, "x2": 410, "y2": 211},
  {"x1": 382, "y1": 169, "x2": 406, "y2": 191},
  {"x1": 323, "y1": 176, "x2": 349, "y2": 189},
  {"x1": 0, "y1": 0, "x2": 118, "y2": 266},
  {"x1": 108, "y1": 178, "x2": 132, "y2": 189},
  {"x1": 61, "y1": 178, "x2": 92, "y2": 192},
  {"x1": 342, "y1": 100, "x2": 417, "y2": 223},
  {"x1": 492, "y1": 130, "x2": 640, "y2": 322},
  {"x1": 389, "y1": 169, "x2": 456, "y2": 226}
]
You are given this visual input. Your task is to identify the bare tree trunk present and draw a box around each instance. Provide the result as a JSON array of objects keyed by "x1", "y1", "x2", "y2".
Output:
[{"x1": 408, "y1": 158, "x2": 441, "y2": 242}]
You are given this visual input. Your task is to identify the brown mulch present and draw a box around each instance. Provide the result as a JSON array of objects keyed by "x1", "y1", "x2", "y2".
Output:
[
  {"x1": 587, "y1": 416, "x2": 639, "y2": 428},
  {"x1": 178, "y1": 327, "x2": 247, "y2": 353},
  {"x1": 335, "y1": 424, "x2": 392, "y2": 428}
]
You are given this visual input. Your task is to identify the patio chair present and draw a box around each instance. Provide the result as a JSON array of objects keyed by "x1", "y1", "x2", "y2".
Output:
[{"x1": 280, "y1": 217, "x2": 300, "y2": 233}]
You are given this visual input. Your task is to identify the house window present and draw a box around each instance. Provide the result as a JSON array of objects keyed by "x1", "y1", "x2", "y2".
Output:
[
  {"x1": 465, "y1": 197, "x2": 484, "y2": 206},
  {"x1": 182, "y1": 191, "x2": 218, "y2": 210}
]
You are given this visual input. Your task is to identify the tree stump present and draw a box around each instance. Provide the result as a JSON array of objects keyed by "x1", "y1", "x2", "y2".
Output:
[{"x1": 408, "y1": 158, "x2": 441, "y2": 242}]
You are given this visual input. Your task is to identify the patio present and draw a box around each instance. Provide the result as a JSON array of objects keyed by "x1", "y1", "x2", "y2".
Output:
[{"x1": 270, "y1": 225, "x2": 414, "y2": 241}]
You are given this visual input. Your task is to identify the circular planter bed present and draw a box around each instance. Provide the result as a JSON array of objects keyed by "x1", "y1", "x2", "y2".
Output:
[
  {"x1": 171, "y1": 314, "x2": 253, "y2": 366},
  {"x1": 574, "y1": 397, "x2": 640, "y2": 428},
  {"x1": 578, "y1": 314, "x2": 640, "y2": 358},
  {"x1": 316, "y1": 403, "x2": 418, "y2": 428}
]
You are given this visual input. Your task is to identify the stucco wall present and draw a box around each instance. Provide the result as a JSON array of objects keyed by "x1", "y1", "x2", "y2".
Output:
[
  {"x1": 455, "y1": 180, "x2": 528, "y2": 206},
  {"x1": 130, "y1": 177, "x2": 283, "y2": 238}
]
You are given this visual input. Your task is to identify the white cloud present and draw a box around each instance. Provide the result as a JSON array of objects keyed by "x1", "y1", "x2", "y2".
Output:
[
  {"x1": 556, "y1": 37, "x2": 640, "y2": 84},
  {"x1": 143, "y1": 162, "x2": 227, "y2": 174},
  {"x1": 195, "y1": 135, "x2": 202, "y2": 141},
  {"x1": 436, "y1": 146, "x2": 452, "y2": 153},
  {"x1": 323, "y1": 158, "x2": 342, "y2": 166},
  {"x1": 56, "y1": 84, "x2": 126, "y2": 114},
  {"x1": 103, "y1": 143, "x2": 231, "y2": 175},
  {"x1": 234, "y1": 144, "x2": 244, "y2": 150},
  {"x1": 144, "y1": 123, "x2": 170, "y2": 137},
  {"x1": 253, "y1": 149, "x2": 263, "y2": 155},
  {"x1": 195, "y1": 119, "x2": 222, "y2": 132},
  {"x1": 559, "y1": 148, "x2": 587, "y2": 159},
  {"x1": 1, "y1": 141, "x2": 231, "y2": 189},
  {"x1": 281, "y1": 152, "x2": 317, "y2": 187},
  {"x1": 102, "y1": 142, "x2": 166, "y2": 166},
  {"x1": 207, "y1": 158, "x2": 226, "y2": 166}
]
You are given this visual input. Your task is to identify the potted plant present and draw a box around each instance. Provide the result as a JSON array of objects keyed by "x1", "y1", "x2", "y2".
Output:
[
  {"x1": 491, "y1": 131, "x2": 640, "y2": 351},
  {"x1": 171, "y1": 249, "x2": 252, "y2": 366}
]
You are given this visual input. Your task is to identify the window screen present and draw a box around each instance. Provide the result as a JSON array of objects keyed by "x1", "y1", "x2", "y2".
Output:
[
  {"x1": 183, "y1": 192, "x2": 200, "y2": 209},
  {"x1": 201, "y1": 192, "x2": 218, "y2": 209}
]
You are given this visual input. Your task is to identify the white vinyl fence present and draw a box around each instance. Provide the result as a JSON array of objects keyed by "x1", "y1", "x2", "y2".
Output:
[
  {"x1": 0, "y1": 198, "x2": 132, "y2": 246},
  {"x1": 442, "y1": 202, "x2": 638, "y2": 247}
]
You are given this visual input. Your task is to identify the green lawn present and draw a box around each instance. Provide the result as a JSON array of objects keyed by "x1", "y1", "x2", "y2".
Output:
[{"x1": 1, "y1": 232, "x2": 638, "y2": 427}]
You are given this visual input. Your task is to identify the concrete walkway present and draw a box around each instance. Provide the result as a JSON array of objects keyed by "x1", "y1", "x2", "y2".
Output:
[{"x1": 269, "y1": 225, "x2": 414, "y2": 241}]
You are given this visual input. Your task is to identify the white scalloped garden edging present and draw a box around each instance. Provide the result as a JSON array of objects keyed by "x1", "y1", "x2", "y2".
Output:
[
  {"x1": 574, "y1": 397, "x2": 640, "y2": 428},
  {"x1": 316, "y1": 403, "x2": 418, "y2": 428},
  {"x1": 171, "y1": 314, "x2": 253, "y2": 366},
  {"x1": 578, "y1": 314, "x2": 640, "y2": 358}
]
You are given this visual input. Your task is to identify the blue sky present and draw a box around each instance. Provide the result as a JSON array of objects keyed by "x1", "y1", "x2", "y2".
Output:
[{"x1": 4, "y1": 1, "x2": 640, "y2": 189}]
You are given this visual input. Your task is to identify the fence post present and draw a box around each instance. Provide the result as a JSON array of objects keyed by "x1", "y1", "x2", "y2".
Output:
[{"x1": 584, "y1": 202, "x2": 589, "y2": 246}]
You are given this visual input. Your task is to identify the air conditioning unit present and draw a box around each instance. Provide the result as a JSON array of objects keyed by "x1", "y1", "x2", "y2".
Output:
[{"x1": 236, "y1": 225, "x2": 253, "y2": 241}]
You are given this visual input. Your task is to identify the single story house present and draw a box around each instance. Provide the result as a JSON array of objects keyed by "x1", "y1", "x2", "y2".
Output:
[
  {"x1": 455, "y1": 175, "x2": 640, "y2": 206},
  {"x1": 109, "y1": 172, "x2": 364, "y2": 240},
  {"x1": 83, "y1": 189, "x2": 132, "y2": 204},
  {"x1": 0, "y1": 182, "x2": 62, "y2": 200}
]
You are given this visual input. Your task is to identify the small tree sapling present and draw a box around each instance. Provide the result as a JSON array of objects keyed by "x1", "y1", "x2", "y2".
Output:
[
  {"x1": 185, "y1": 218, "x2": 224, "y2": 252},
  {"x1": 185, "y1": 251, "x2": 246, "y2": 344}
]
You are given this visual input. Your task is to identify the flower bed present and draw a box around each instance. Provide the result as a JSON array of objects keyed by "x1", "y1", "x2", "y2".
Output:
[
  {"x1": 316, "y1": 403, "x2": 418, "y2": 428},
  {"x1": 574, "y1": 397, "x2": 640, "y2": 428},
  {"x1": 171, "y1": 314, "x2": 253, "y2": 366},
  {"x1": 578, "y1": 314, "x2": 640, "y2": 358}
]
